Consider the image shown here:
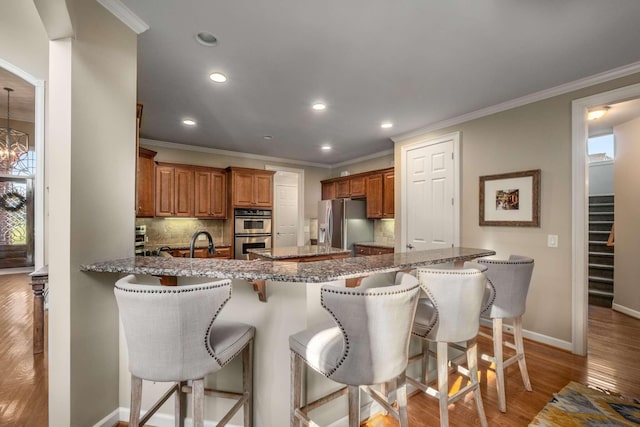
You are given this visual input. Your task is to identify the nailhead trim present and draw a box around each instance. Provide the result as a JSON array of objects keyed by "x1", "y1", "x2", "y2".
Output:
[
  {"x1": 319, "y1": 284, "x2": 420, "y2": 378},
  {"x1": 115, "y1": 278, "x2": 237, "y2": 367}
]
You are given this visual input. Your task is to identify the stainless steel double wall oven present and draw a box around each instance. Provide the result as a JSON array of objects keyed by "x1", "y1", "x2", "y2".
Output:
[{"x1": 234, "y1": 208, "x2": 272, "y2": 260}]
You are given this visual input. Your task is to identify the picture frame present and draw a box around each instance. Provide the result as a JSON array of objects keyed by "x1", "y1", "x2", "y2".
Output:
[{"x1": 479, "y1": 169, "x2": 540, "y2": 227}]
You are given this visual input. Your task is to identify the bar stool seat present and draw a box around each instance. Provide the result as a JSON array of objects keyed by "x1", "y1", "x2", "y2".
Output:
[
  {"x1": 114, "y1": 274, "x2": 254, "y2": 427},
  {"x1": 289, "y1": 272, "x2": 420, "y2": 427}
]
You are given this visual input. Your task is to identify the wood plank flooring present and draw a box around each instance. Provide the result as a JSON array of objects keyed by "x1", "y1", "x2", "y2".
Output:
[
  {"x1": 0, "y1": 273, "x2": 47, "y2": 427},
  {"x1": 0, "y1": 273, "x2": 638, "y2": 426}
]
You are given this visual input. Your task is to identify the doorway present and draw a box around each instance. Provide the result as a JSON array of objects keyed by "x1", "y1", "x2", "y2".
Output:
[
  {"x1": 266, "y1": 165, "x2": 305, "y2": 247},
  {"x1": 400, "y1": 132, "x2": 460, "y2": 252},
  {"x1": 571, "y1": 82, "x2": 640, "y2": 355}
]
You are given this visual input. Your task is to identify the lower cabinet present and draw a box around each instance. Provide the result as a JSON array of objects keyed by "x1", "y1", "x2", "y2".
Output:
[
  {"x1": 354, "y1": 244, "x2": 394, "y2": 257},
  {"x1": 171, "y1": 246, "x2": 232, "y2": 259}
]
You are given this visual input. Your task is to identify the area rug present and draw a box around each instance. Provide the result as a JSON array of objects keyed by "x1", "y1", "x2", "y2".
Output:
[{"x1": 529, "y1": 381, "x2": 640, "y2": 426}]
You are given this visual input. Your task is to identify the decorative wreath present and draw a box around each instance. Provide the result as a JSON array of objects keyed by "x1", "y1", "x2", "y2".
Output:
[{"x1": 0, "y1": 191, "x2": 26, "y2": 212}]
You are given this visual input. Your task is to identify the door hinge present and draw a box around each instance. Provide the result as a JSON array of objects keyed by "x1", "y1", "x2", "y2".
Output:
[
  {"x1": 451, "y1": 152, "x2": 454, "y2": 160},
  {"x1": 451, "y1": 198, "x2": 454, "y2": 206}
]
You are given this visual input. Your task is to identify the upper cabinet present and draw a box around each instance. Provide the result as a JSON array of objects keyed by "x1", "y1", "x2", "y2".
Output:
[
  {"x1": 227, "y1": 167, "x2": 275, "y2": 208},
  {"x1": 194, "y1": 167, "x2": 227, "y2": 219},
  {"x1": 136, "y1": 147, "x2": 156, "y2": 217},
  {"x1": 155, "y1": 163, "x2": 195, "y2": 217},
  {"x1": 321, "y1": 167, "x2": 394, "y2": 218}
]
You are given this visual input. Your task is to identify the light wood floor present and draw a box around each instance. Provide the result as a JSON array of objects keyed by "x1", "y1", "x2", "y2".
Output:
[{"x1": 0, "y1": 273, "x2": 638, "y2": 426}]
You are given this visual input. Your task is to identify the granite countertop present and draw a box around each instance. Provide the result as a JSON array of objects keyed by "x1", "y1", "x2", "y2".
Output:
[
  {"x1": 247, "y1": 245, "x2": 350, "y2": 260},
  {"x1": 82, "y1": 247, "x2": 495, "y2": 283},
  {"x1": 355, "y1": 242, "x2": 395, "y2": 249}
]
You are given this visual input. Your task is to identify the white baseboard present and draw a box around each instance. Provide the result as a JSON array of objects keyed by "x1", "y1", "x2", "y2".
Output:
[
  {"x1": 93, "y1": 407, "x2": 242, "y2": 427},
  {"x1": 480, "y1": 319, "x2": 573, "y2": 352},
  {"x1": 612, "y1": 303, "x2": 640, "y2": 320}
]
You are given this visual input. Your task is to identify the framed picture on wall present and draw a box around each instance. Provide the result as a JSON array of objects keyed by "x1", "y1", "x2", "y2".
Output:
[{"x1": 479, "y1": 169, "x2": 541, "y2": 227}]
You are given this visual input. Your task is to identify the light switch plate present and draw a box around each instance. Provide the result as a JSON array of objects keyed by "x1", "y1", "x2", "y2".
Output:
[
  {"x1": 198, "y1": 234, "x2": 207, "y2": 241},
  {"x1": 547, "y1": 234, "x2": 558, "y2": 248}
]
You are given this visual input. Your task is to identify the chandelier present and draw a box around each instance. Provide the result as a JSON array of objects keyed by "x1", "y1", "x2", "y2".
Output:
[{"x1": 0, "y1": 87, "x2": 30, "y2": 175}]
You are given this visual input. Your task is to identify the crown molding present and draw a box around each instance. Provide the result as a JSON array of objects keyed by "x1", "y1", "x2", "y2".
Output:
[
  {"x1": 392, "y1": 60, "x2": 640, "y2": 143},
  {"x1": 96, "y1": 0, "x2": 149, "y2": 34},
  {"x1": 141, "y1": 138, "x2": 333, "y2": 169}
]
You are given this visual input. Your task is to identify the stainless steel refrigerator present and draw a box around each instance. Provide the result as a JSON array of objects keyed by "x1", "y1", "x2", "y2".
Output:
[{"x1": 318, "y1": 199, "x2": 374, "y2": 254}]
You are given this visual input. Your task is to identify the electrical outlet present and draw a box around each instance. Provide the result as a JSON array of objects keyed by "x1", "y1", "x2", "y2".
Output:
[
  {"x1": 547, "y1": 234, "x2": 558, "y2": 248},
  {"x1": 198, "y1": 234, "x2": 207, "y2": 241}
]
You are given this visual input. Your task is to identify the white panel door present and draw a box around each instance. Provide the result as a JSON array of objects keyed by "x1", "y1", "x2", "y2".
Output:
[
  {"x1": 404, "y1": 138, "x2": 455, "y2": 251},
  {"x1": 274, "y1": 171, "x2": 299, "y2": 247}
]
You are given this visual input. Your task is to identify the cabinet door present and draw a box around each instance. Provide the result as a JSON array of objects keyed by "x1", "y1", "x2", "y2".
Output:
[
  {"x1": 136, "y1": 150, "x2": 155, "y2": 217},
  {"x1": 336, "y1": 179, "x2": 350, "y2": 198},
  {"x1": 354, "y1": 245, "x2": 370, "y2": 257},
  {"x1": 350, "y1": 176, "x2": 366, "y2": 198},
  {"x1": 210, "y1": 170, "x2": 227, "y2": 217},
  {"x1": 194, "y1": 170, "x2": 212, "y2": 217},
  {"x1": 322, "y1": 181, "x2": 336, "y2": 200},
  {"x1": 233, "y1": 171, "x2": 255, "y2": 207},
  {"x1": 174, "y1": 167, "x2": 194, "y2": 217},
  {"x1": 366, "y1": 173, "x2": 383, "y2": 218},
  {"x1": 155, "y1": 165, "x2": 175, "y2": 217},
  {"x1": 254, "y1": 173, "x2": 273, "y2": 207},
  {"x1": 382, "y1": 170, "x2": 395, "y2": 218}
]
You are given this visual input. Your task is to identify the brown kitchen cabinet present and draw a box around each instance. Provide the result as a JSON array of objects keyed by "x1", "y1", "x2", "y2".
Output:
[
  {"x1": 365, "y1": 168, "x2": 394, "y2": 219},
  {"x1": 322, "y1": 181, "x2": 336, "y2": 200},
  {"x1": 227, "y1": 167, "x2": 275, "y2": 208},
  {"x1": 349, "y1": 176, "x2": 366, "y2": 198},
  {"x1": 354, "y1": 244, "x2": 394, "y2": 257},
  {"x1": 136, "y1": 147, "x2": 156, "y2": 217},
  {"x1": 194, "y1": 167, "x2": 227, "y2": 219},
  {"x1": 382, "y1": 169, "x2": 394, "y2": 218},
  {"x1": 171, "y1": 246, "x2": 231, "y2": 259},
  {"x1": 155, "y1": 163, "x2": 195, "y2": 217}
]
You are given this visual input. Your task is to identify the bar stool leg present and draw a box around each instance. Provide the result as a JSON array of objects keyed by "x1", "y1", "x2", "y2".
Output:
[
  {"x1": 290, "y1": 352, "x2": 303, "y2": 427},
  {"x1": 175, "y1": 381, "x2": 186, "y2": 427},
  {"x1": 467, "y1": 339, "x2": 488, "y2": 427},
  {"x1": 348, "y1": 385, "x2": 360, "y2": 427},
  {"x1": 436, "y1": 341, "x2": 449, "y2": 427},
  {"x1": 396, "y1": 372, "x2": 409, "y2": 427},
  {"x1": 130, "y1": 375, "x2": 142, "y2": 427},
  {"x1": 493, "y1": 318, "x2": 506, "y2": 413},
  {"x1": 243, "y1": 340, "x2": 254, "y2": 426},
  {"x1": 192, "y1": 379, "x2": 204, "y2": 427},
  {"x1": 513, "y1": 316, "x2": 532, "y2": 391}
]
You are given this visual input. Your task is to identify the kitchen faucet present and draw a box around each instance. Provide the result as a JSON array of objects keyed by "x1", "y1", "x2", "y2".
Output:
[{"x1": 189, "y1": 231, "x2": 215, "y2": 258}]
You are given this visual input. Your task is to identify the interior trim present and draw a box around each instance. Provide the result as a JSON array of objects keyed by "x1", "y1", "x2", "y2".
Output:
[{"x1": 96, "y1": 0, "x2": 149, "y2": 34}]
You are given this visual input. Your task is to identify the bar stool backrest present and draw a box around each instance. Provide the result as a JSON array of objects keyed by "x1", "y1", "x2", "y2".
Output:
[
  {"x1": 415, "y1": 268, "x2": 486, "y2": 343},
  {"x1": 114, "y1": 274, "x2": 232, "y2": 382},
  {"x1": 477, "y1": 255, "x2": 534, "y2": 319},
  {"x1": 320, "y1": 273, "x2": 420, "y2": 385}
]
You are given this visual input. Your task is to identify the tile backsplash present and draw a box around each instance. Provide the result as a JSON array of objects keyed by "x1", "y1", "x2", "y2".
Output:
[
  {"x1": 136, "y1": 218, "x2": 227, "y2": 247},
  {"x1": 374, "y1": 219, "x2": 395, "y2": 246}
]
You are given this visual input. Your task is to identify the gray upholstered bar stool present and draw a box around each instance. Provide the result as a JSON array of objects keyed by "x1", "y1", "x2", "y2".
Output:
[
  {"x1": 408, "y1": 267, "x2": 488, "y2": 427},
  {"x1": 475, "y1": 255, "x2": 535, "y2": 413},
  {"x1": 289, "y1": 272, "x2": 420, "y2": 427},
  {"x1": 114, "y1": 274, "x2": 255, "y2": 427}
]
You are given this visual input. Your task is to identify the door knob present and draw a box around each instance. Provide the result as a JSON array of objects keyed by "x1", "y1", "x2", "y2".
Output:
[{"x1": 406, "y1": 244, "x2": 414, "y2": 249}]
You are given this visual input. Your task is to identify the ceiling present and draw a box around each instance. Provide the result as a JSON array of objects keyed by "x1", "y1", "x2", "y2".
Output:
[
  {"x1": 4, "y1": 1, "x2": 640, "y2": 166},
  {"x1": 0, "y1": 68, "x2": 35, "y2": 123},
  {"x1": 588, "y1": 98, "x2": 640, "y2": 137}
]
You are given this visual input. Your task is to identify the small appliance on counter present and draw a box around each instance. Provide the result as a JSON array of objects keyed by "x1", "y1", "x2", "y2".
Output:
[{"x1": 134, "y1": 225, "x2": 146, "y2": 255}]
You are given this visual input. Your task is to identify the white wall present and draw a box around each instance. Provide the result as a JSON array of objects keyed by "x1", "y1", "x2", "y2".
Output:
[
  {"x1": 589, "y1": 161, "x2": 614, "y2": 195},
  {"x1": 613, "y1": 116, "x2": 640, "y2": 314},
  {"x1": 45, "y1": 0, "x2": 138, "y2": 425}
]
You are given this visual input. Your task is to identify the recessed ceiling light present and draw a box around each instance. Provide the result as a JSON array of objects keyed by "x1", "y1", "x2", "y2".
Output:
[
  {"x1": 381, "y1": 122, "x2": 393, "y2": 129},
  {"x1": 195, "y1": 32, "x2": 218, "y2": 46},
  {"x1": 183, "y1": 119, "x2": 196, "y2": 126},
  {"x1": 321, "y1": 144, "x2": 332, "y2": 151},
  {"x1": 209, "y1": 72, "x2": 227, "y2": 83},
  {"x1": 263, "y1": 135, "x2": 273, "y2": 140},
  {"x1": 312, "y1": 102, "x2": 327, "y2": 111}
]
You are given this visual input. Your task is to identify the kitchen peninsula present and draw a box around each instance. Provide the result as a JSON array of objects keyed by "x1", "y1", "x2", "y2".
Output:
[
  {"x1": 82, "y1": 247, "x2": 495, "y2": 427},
  {"x1": 247, "y1": 245, "x2": 351, "y2": 262}
]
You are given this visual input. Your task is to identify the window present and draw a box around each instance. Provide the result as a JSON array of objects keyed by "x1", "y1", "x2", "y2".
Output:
[{"x1": 588, "y1": 134, "x2": 614, "y2": 163}]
